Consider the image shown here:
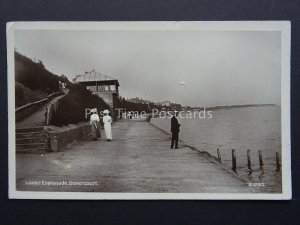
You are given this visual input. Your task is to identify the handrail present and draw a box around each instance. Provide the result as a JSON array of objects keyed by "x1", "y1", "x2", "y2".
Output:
[
  {"x1": 16, "y1": 92, "x2": 63, "y2": 113},
  {"x1": 16, "y1": 91, "x2": 64, "y2": 122}
]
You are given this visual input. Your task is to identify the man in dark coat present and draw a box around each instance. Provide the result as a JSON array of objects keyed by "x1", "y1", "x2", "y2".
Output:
[{"x1": 170, "y1": 112, "x2": 180, "y2": 149}]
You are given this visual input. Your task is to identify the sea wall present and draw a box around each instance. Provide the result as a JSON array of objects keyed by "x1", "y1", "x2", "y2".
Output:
[{"x1": 48, "y1": 122, "x2": 91, "y2": 152}]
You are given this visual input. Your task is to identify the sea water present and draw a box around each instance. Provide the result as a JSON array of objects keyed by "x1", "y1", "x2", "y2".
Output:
[{"x1": 151, "y1": 105, "x2": 282, "y2": 193}]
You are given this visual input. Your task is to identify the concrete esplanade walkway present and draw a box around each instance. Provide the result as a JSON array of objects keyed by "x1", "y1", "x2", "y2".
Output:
[{"x1": 17, "y1": 118, "x2": 254, "y2": 193}]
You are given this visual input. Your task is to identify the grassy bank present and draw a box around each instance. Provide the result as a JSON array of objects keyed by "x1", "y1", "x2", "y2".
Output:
[
  {"x1": 15, "y1": 51, "x2": 70, "y2": 107},
  {"x1": 50, "y1": 84, "x2": 110, "y2": 126}
]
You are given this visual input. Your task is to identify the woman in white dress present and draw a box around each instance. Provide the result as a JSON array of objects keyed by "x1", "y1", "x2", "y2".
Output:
[{"x1": 103, "y1": 109, "x2": 112, "y2": 141}]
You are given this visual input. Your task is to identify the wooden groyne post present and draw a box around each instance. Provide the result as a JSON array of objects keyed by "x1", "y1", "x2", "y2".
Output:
[
  {"x1": 247, "y1": 149, "x2": 252, "y2": 172},
  {"x1": 217, "y1": 148, "x2": 222, "y2": 163},
  {"x1": 258, "y1": 150, "x2": 263, "y2": 169},
  {"x1": 232, "y1": 149, "x2": 237, "y2": 172},
  {"x1": 276, "y1": 152, "x2": 281, "y2": 172}
]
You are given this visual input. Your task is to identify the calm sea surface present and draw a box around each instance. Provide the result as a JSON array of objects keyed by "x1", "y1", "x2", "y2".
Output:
[{"x1": 151, "y1": 105, "x2": 282, "y2": 193}]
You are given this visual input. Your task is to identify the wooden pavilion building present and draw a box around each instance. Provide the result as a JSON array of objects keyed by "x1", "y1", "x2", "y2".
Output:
[{"x1": 73, "y1": 70, "x2": 120, "y2": 111}]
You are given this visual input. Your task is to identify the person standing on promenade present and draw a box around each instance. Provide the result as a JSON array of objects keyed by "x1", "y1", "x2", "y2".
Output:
[
  {"x1": 103, "y1": 109, "x2": 112, "y2": 141},
  {"x1": 90, "y1": 108, "x2": 101, "y2": 141},
  {"x1": 170, "y1": 112, "x2": 180, "y2": 149}
]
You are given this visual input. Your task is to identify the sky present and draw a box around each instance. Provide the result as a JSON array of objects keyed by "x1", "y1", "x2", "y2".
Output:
[{"x1": 15, "y1": 30, "x2": 281, "y2": 107}]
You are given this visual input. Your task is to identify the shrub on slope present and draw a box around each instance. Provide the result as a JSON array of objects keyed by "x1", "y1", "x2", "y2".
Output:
[
  {"x1": 50, "y1": 84, "x2": 110, "y2": 126},
  {"x1": 15, "y1": 82, "x2": 48, "y2": 108}
]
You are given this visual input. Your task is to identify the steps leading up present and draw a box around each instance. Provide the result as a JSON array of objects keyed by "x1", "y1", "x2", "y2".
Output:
[{"x1": 16, "y1": 127, "x2": 49, "y2": 153}]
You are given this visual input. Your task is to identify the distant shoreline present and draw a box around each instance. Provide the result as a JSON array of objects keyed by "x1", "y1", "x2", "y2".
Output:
[{"x1": 206, "y1": 103, "x2": 278, "y2": 111}]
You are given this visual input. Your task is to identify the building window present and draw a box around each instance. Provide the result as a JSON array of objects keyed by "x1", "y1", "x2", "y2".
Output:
[
  {"x1": 110, "y1": 85, "x2": 116, "y2": 91},
  {"x1": 98, "y1": 85, "x2": 105, "y2": 92},
  {"x1": 88, "y1": 86, "x2": 97, "y2": 92}
]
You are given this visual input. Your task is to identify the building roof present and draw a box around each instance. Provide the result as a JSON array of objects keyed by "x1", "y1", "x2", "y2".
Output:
[{"x1": 73, "y1": 70, "x2": 119, "y2": 86}]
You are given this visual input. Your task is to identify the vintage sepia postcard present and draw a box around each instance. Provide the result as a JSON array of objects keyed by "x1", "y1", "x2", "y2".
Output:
[{"x1": 7, "y1": 21, "x2": 291, "y2": 199}]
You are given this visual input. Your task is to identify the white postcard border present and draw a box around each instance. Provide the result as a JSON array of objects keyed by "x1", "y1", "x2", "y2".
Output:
[{"x1": 7, "y1": 21, "x2": 291, "y2": 200}]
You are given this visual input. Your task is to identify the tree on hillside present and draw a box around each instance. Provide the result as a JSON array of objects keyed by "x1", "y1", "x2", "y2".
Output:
[{"x1": 37, "y1": 59, "x2": 45, "y2": 68}]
